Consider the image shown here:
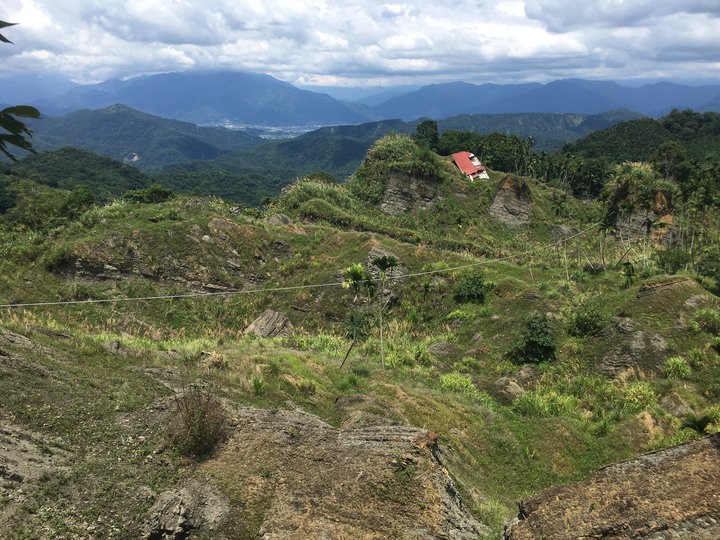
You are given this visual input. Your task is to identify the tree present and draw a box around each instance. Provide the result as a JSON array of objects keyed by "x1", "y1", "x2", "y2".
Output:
[
  {"x1": 0, "y1": 22, "x2": 41, "y2": 160},
  {"x1": 371, "y1": 255, "x2": 398, "y2": 370},
  {"x1": 413, "y1": 119, "x2": 439, "y2": 152},
  {"x1": 341, "y1": 263, "x2": 374, "y2": 368}
]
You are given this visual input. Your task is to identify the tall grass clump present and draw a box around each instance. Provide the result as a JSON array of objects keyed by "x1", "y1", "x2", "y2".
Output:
[
  {"x1": 663, "y1": 356, "x2": 692, "y2": 379},
  {"x1": 513, "y1": 389, "x2": 580, "y2": 417},
  {"x1": 166, "y1": 385, "x2": 227, "y2": 459}
]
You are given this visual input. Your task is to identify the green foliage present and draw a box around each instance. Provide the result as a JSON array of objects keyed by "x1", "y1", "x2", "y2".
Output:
[
  {"x1": 621, "y1": 382, "x2": 657, "y2": 412},
  {"x1": 604, "y1": 162, "x2": 676, "y2": 215},
  {"x1": 439, "y1": 372, "x2": 476, "y2": 394},
  {"x1": 348, "y1": 134, "x2": 446, "y2": 204},
  {"x1": 691, "y1": 308, "x2": 720, "y2": 335},
  {"x1": 566, "y1": 300, "x2": 609, "y2": 337},
  {"x1": 696, "y1": 246, "x2": 720, "y2": 284},
  {"x1": 513, "y1": 312, "x2": 556, "y2": 363},
  {"x1": 663, "y1": 356, "x2": 692, "y2": 379},
  {"x1": 41, "y1": 243, "x2": 73, "y2": 272},
  {"x1": 412, "y1": 119, "x2": 439, "y2": 151},
  {"x1": 513, "y1": 389, "x2": 580, "y2": 417},
  {"x1": 654, "y1": 248, "x2": 691, "y2": 274},
  {"x1": 453, "y1": 269, "x2": 491, "y2": 304},
  {"x1": 122, "y1": 183, "x2": 174, "y2": 204},
  {"x1": 252, "y1": 375, "x2": 265, "y2": 396},
  {"x1": 680, "y1": 412, "x2": 714, "y2": 435},
  {"x1": 0, "y1": 22, "x2": 41, "y2": 160},
  {"x1": 166, "y1": 385, "x2": 227, "y2": 459}
]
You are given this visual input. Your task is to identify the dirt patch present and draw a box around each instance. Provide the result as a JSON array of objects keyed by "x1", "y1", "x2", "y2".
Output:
[{"x1": 0, "y1": 421, "x2": 71, "y2": 529}]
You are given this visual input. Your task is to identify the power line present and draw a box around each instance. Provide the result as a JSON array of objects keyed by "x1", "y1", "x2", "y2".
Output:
[{"x1": 0, "y1": 222, "x2": 599, "y2": 310}]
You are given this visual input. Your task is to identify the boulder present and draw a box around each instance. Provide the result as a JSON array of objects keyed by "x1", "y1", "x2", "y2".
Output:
[
  {"x1": 244, "y1": 309, "x2": 293, "y2": 338},
  {"x1": 141, "y1": 480, "x2": 229, "y2": 540}
]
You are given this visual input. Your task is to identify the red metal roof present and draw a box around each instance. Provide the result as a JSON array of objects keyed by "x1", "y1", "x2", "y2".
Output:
[{"x1": 451, "y1": 151, "x2": 486, "y2": 179}]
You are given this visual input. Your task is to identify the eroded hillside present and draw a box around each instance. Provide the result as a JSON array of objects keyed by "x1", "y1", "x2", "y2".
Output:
[{"x1": 1, "y1": 134, "x2": 719, "y2": 538}]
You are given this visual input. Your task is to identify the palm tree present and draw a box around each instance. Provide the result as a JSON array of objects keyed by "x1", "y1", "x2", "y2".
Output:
[
  {"x1": 371, "y1": 255, "x2": 398, "y2": 370},
  {"x1": 341, "y1": 263, "x2": 373, "y2": 368}
]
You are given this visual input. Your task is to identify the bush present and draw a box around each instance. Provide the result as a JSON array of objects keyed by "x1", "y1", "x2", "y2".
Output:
[
  {"x1": 566, "y1": 300, "x2": 609, "y2": 337},
  {"x1": 166, "y1": 385, "x2": 227, "y2": 459},
  {"x1": 663, "y1": 356, "x2": 692, "y2": 379},
  {"x1": 453, "y1": 270, "x2": 490, "y2": 304},
  {"x1": 513, "y1": 313, "x2": 556, "y2": 363},
  {"x1": 654, "y1": 248, "x2": 691, "y2": 274},
  {"x1": 439, "y1": 372, "x2": 476, "y2": 395},
  {"x1": 622, "y1": 382, "x2": 657, "y2": 412},
  {"x1": 513, "y1": 390, "x2": 579, "y2": 417},
  {"x1": 122, "y1": 183, "x2": 174, "y2": 204},
  {"x1": 691, "y1": 307, "x2": 720, "y2": 334}
]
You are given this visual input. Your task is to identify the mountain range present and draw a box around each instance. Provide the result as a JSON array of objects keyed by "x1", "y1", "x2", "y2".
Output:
[{"x1": 3, "y1": 70, "x2": 720, "y2": 126}]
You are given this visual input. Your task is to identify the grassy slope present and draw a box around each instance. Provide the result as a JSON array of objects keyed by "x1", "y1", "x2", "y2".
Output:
[{"x1": 1, "y1": 153, "x2": 719, "y2": 537}]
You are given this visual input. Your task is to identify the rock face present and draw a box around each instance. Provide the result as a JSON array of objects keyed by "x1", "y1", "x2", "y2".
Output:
[
  {"x1": 504, "y1": 434, "x2": 720, "y2": 539},
  {"x1": 613, "y1": 191, "x2": 675, "y2": 244},
  {"x1": 202, "y1": 406, "x2": 487, "y2": 540},
  {"x1": 379, "y1": 173, "x2": 441, "y2": 216},
  {"x1": 600, "y1": 317, "x2": 668, "y2": 377},
  {"x1": 489, "y1": 175, "x2": 532, "y2": 226},
  {"x1": 244, "y1": 309, "x2": 294, "y2": 338}
]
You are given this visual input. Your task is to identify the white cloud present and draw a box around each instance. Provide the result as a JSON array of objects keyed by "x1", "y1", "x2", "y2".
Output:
[{"x1": 1, "y1": 0, "x2": 719, "y2": 86}]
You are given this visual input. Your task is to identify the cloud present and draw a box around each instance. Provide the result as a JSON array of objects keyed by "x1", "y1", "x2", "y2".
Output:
[{"x1": 1, "y1": 0, "x2": 720, "y2": 86}]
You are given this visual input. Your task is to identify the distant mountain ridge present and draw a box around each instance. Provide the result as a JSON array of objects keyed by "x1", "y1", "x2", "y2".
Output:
[
  {"x1": 25, "y1": 105, "x2": 264, "y2": 171},
  {"x1": 5, "y1": 70, "x2": 720, "y2": 127},
  {"x1": 372, "y1": 79, "x2": 720, "y2": 120}
]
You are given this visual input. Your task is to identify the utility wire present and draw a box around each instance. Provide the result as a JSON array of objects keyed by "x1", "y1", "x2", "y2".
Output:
[{"x1": 0, "y1": 221, "x2": 599, "y2": 310}]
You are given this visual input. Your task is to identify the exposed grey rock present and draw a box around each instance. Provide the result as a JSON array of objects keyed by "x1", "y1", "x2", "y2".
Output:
[
  {"x1": 244, "y1": 309, "x2": 293, "y2": 338},
  {"x1": 365, "y1": 246, "x2": 406, "y2": 281},
  {"x1": 266, "y1": 214, "x2": 292, "y2": 226},
  {"x1": 103, "y1": 340, "x2": 123, "y2": 355},
  {"x1": 495, "y1": 377, "x2": 525, "y2": 401},
  {"x1": 488, "y1": 176, "x2": 532, "y2": 226},
  {"x1": 428, "y1": 341, "x2": 460, "y2": 359},
  {"x1": 379, "y1": 173, "x2": 441, "y2": 216},
  {"x1": 141, "y1": 479, "x2": 229, "y2": 540},
  {"x1": 600, "y1": 318, "x2": 668, "y2": 377}
]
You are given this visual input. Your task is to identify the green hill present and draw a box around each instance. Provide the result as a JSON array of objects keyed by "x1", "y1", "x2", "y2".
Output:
[{"x1": 26, "y1": 104, "x2": 264, "y2": 170}]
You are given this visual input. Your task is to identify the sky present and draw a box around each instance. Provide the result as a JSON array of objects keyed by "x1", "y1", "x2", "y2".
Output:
[{"x1": 2, "y1": 0, "x2": 720, "y2": 88}]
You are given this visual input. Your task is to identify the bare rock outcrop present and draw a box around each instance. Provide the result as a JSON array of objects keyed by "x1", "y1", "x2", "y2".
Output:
[
  {"x1": 379, "y1": 173, "x2": 442, "y2": 216},
  {"x1": 244, "y1": 309, "x2": 294, "y2": 338},
  {"x1": 504, "y1": 434, "x2": 720, "y2": 539},
  {"x1": 202, "y1": 407, "x2": 487, "y2": 540},
  {"x1": 489, "y1": 175, "x2": 532, "y2": 226}
]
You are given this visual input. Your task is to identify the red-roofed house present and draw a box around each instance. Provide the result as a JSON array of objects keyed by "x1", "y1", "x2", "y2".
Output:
[{"x1": 451, "y1": 151, "x2": 489, "y2": 181}]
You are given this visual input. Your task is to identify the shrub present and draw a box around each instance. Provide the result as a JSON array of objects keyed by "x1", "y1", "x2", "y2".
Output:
[
  {"x1": 691, "y1": 308, "x2": 720, "y2": 335},
  {"x1": 252, "y1": 375, "x2": 265, "y2": 396},
  {"x1": 566, "y1": 300, "x2": 609, "y2": 337},
  {"x1": 122, "y1": 183, "x2": 174, "y2": 204},
  {"x1": 622, "y1": 381, "x2": 657, "y2": 412},
  {"x1": 439, "y1": 372, "x2": 476, "y2": 395},
  {"x1": 654, "y1": 248, "x2": 691, "y2": 274},
  {"x1": 513, "y1": 390, "x2": 579, "y2": 417},
  {"x1": 166, "y1": 385, "x2": 227, "y2": 459},
  {"x1": 513, "y1": 313, "x2": 556, "y2": 363},
  {"x1": 453, "y1": 270, "x2": 490, "y2": 304},
  {"x1": 663, "y1": 356, "x2": 691, "y2": 379},
  {"x1": 680, "y1": 412, "x2": 713, "y2": 434}
]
